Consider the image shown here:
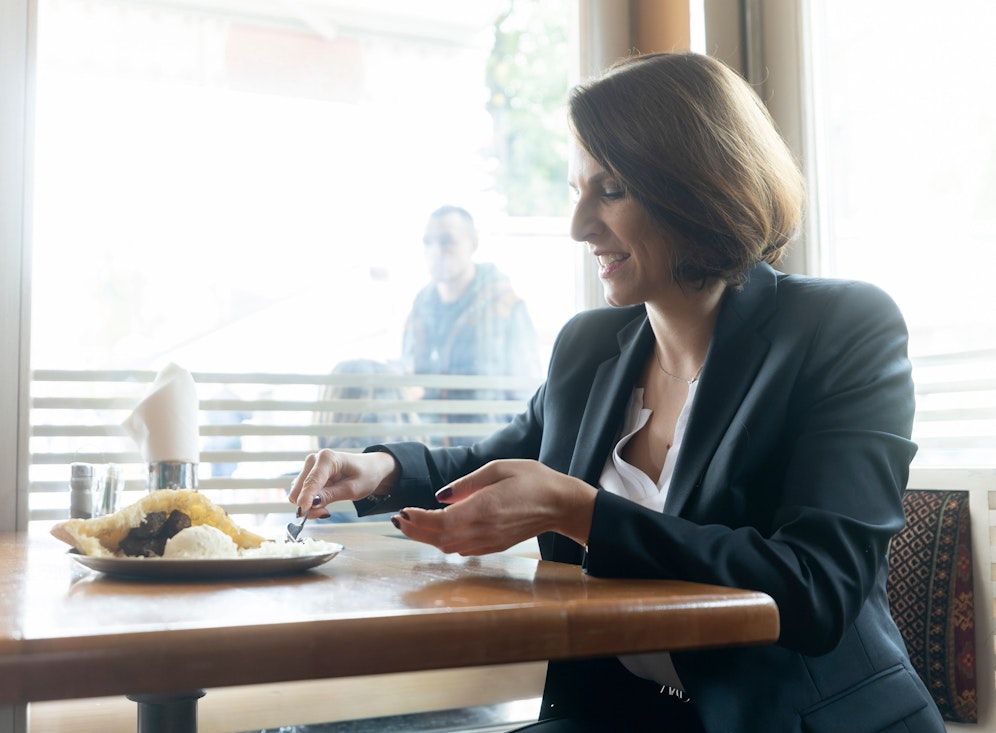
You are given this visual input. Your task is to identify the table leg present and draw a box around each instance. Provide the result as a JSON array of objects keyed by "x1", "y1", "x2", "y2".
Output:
[
  {"x1": 127, "y1": 690, "x2": 206, "y2": 733},
  {"x1": 1, "y1": 703, "x2": 28, "y2": 733}
]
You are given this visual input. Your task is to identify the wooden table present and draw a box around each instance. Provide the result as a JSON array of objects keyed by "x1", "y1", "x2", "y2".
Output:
[{"x1": 0, "y1": 524, "x2": 779, "y2": 732}]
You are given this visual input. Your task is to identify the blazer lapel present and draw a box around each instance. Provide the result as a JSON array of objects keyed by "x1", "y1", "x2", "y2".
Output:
[
  {"x1": 568, "y1": 312, "x2": 654, "y2": 485},
  {"x1": 665, "y1": 263, "x2": 779, "y2": 515}
]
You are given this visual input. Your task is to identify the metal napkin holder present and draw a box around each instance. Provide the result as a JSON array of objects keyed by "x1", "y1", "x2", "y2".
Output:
[{"x1": 148, "y1": 461, "x2": 198, "y2": 491}]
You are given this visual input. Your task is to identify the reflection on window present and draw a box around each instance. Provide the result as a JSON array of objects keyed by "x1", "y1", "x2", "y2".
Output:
[
  {"x1": 808, "y1": 0, "x2": 996, "y2": 466},
  {"x1": 32, "y1": 0, "x2": 575, "y2": 375}
]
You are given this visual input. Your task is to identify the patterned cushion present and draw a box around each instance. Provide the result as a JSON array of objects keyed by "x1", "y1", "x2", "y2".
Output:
[{"x1": 887, "y1": 489, "x2": 977, "y2": 723}]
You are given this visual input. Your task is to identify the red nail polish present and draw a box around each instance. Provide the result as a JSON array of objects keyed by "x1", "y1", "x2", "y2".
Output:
[
  {"x1": 436, "y1": 487, "x2": 452, "y2": 500},
  {"x1": 399, "y1": 510, "x2": 411, "y2": 521},
  {"x1": 390, "y1": 516, "x2": 401, "y2": 529},
  {"x1": 312, "y1": 495, "x2": 322, "y2": 506}
]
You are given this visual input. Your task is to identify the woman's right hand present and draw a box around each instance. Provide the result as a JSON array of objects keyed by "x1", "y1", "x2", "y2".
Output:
[{"x1": 288, "y1": 449, "x2": 399, "y2": 517}]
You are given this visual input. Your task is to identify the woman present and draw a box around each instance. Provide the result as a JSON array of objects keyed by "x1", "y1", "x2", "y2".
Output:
[{"x1": 291, "y1": 52, "x2": 944, "y2": 732}]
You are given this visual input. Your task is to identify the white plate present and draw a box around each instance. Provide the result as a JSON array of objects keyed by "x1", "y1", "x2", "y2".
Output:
[{"x1": 70, "y1": 544, "x2": 343, "y2": 580}]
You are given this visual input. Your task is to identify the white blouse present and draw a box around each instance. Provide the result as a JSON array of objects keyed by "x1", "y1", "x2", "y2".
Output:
[{"x1": 596, "y1": 382, "x2": 700, "y2": 692}]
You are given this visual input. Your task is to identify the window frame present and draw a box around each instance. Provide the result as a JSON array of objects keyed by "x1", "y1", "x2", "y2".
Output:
[{"x1": 0, "y1": 0, "x2": 34, "y2": 532}]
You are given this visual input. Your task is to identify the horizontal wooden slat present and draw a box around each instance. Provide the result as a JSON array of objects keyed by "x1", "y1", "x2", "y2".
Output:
[
  {"x1": 915, "y1": 409, "x2": 996, "y2": 421},
  {"x1": 32, "y1": 422, "x2": 507, "y2": 438},
  {"x1": 31, "y1": 369, "x2": 540, "y2": 390},
  {"x1": 916, "y1": 379, "x2": 996, "y2": 395},
  {"x1": 29, "y1": 476, "x2": 299, "y2": 493},
  {"x1": 910, "y1": 436, "x2": 996, "y2": 450},
  {"x1": 32, "y1": 397, "x2": 528, "y2": 414},
  {"x1": 28, "y1": 500, "x2": 300, "y2": 523},
  {"x1": 31, "y1": 451, "x2": 310, "y2": 468},
  {"x1": 912, "y1": 349, "x2": 996, "y2": 366}
]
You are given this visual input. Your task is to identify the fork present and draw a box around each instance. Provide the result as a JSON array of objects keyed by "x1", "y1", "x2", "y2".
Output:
[{"x1": 287, "y1": 495, "x2": 322, "y2": 542}]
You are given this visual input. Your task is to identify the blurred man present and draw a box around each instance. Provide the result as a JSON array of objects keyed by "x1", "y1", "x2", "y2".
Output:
[{"x1": 402, "y1": 205, "x2": 540, "y2": 445}]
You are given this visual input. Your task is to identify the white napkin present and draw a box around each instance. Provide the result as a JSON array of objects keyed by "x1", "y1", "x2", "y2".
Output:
[{"x1": 123, "y1": 363, "x2": 200, "y2": 463}]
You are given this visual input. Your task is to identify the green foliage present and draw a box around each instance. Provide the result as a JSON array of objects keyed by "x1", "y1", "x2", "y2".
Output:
[{"x1": 486, "y1": 0, "x2": 571, "y2": 217}]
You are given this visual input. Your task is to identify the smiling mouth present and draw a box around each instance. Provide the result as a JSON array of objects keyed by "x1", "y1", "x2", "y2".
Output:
[{"x1": 596, "y1": 253, "x2": 629, "y2": 267}]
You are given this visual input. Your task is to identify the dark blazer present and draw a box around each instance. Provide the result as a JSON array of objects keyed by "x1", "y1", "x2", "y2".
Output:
[{"x1": 367, "y1": 263, "x2": 945, "y2": 732}]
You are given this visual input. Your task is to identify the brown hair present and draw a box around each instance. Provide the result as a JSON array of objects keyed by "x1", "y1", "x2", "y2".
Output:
[{"x1": 568, "y1": 52, "x2": 805, "y2": 285}]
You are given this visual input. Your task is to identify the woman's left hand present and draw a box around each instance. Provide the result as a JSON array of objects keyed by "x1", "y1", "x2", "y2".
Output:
[{"x1": 391, "y1": 459, "x2": 597, "y2": 556}]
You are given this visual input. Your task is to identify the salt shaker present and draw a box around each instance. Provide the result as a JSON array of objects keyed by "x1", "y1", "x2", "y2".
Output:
[{"x1": 70, "y1": 462, "x2": 95, "y2": 519}]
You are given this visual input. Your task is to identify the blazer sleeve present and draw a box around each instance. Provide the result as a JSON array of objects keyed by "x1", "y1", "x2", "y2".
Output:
[
  {"x1": 583, "y1": 280, "x2": 916, "y2": 656},
  {"x1": 358, "y1": 379, "x2": 550, "y2": 516}
]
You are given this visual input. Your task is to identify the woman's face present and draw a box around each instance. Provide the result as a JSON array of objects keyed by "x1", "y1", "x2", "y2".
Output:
[{"x1": 568, "y1": 140, "x2": 675, "y2": 308}]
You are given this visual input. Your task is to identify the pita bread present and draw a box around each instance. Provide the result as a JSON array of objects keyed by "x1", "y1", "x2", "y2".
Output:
[{"x1": 51, "y1": 488, "x2": 267, "y2": 557}]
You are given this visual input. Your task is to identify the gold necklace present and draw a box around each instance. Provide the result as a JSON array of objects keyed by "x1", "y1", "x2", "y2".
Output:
[{"x1": 654, "y1": 348, "x2": 704, "y2": 385}]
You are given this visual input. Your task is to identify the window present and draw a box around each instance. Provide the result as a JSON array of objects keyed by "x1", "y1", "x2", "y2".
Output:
[
  {"x1": 804, "y1": 0, "x2": 996, "y2": 467},
  {"x1": 31, "y1": 0, "x2": 576, "y2": 374},
  {"x1": 21, "y1": 0, "x2": 578, "y2": 523}
]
